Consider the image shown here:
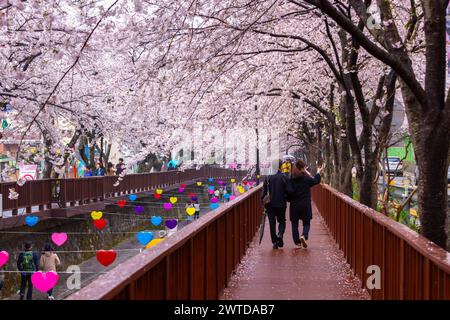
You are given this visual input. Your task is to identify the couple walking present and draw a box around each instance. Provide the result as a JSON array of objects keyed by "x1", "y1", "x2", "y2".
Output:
[{"x1": 261, "y1": 159, "x2": 323, "y2": 249}]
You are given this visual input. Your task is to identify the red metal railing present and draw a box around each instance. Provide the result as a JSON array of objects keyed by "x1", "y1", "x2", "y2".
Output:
[
  {"x1": 66, "y1": 185, "x2": 263, "y2": 300},
  {"x1": 312, "y1": 183, "x2": 450, "y2": 300},
  {"x1": 1, "y1": 167, "x2": 246, "y2": 215}
]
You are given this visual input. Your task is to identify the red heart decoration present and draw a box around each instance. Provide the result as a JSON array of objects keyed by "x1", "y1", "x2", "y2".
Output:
[
  {"x1": 117, "y1": 200, "x2": 126, "y2": 208},
  {"x1": 188, "y1": 192, "x2": 196, "y2": 198},
  {"x1": 154, "y1": 193, "x2": 161, "y2": 199},
  {"x1": 243, "y1": 181, "x2": 248, "y2": 185},
  {"x1": 180, "y1": 183, "x2": 187, "y2": 188},
  {"x1": 96, "y1": 250, "x2": 117, "y2": 267},
  {"x1": 93, "y1": 219, "x2": 106, "y2": 230}
]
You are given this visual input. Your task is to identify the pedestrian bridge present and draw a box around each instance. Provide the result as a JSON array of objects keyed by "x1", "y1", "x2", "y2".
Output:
[
  {"x1": 1, "y1": 169, "x2": 449, "y2": 300},
  {"x1": 65, "y1": 182, "x2": 449, "y2": 300}
]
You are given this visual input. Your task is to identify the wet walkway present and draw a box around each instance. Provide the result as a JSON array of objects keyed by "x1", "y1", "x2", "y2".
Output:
[{"x1": 221, "y1": 203, "x2": 370, "y2": 300}]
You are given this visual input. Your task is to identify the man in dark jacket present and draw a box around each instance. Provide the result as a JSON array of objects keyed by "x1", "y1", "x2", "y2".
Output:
[
  {"x1": 261, "y1": 159, "x2": 289, "y2": 249},
  {"x1": 116, "y1": 158, "x2": 125, "y2": 175},
  {"x1": 17, "y1": 241, "x2": 39, "y2": 300}
]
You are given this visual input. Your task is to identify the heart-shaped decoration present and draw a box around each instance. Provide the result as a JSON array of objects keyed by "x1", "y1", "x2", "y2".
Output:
[
  {"x1": 210, "y1": 203, "x2": 219, "y2": 210},
  {"x1": 0, "y1": 251, "x2": 9, "y2": 268},
  {"x1": 248, "y1": 181, "x2": 254, "y2": 187},
  {"x1": 31, "y1": 271, "x2": 59, "y2": 293},
  {"x1": 96, "y1": 250, "x2": 117, "y2": 267},
  {"x1": 210, "y1": 197, "x2": 219, "y2": 203},
  {"x1": 91, "y1": 211, "x2": 103, "y2": 220},
  {"x1": 145, "y1": 238, "x2": 164, "y2": 249},
  {"x1": 243, "y1": 181, "x2": 248, "y2": 185},
  {"x1": 180, "y1": 183, "x2": 186, "y2": 188},
  {"x1": 186, "y1": 207, "x2": 196, "y2": 216},
  {"x1": 51, "y1": 233, "x2": 68, "y2": 247},
  {"x1": 197, "y1": 181, "x2": 203, "y2": 186},
  {"x1": 134, "y1": 206, "x2": 144, "y2": 214},
  {"x1": 209, "y1": 185, "x2": 215, "y2": 190},
  {"x1": 25, "y1": 216, "x2": 39, "y2": 227},
  {"x1": 169, "y1": 197, "x2": 177, "y2": 204},
  {"x1": 137, "y1": 231, "x2": 154, "y2": 246},
  {"x1": 230, "y1": 195, "x2": 236, "y2": 200},
  {"x1": 156, "y1": 189, "x2": 163, "y2": 195},
  {"x1": 191, "y1": 195, "x2": 198, "y2": 202},
  {"x1": 163, "y1": 203, "x2": 172, "y2": 211},
  {"x1": 238, "y1": 186, "x2": 245, "y2": 194},
  {"x1": 188, "y1": 192, "x2": 196, "y2": 198},
  {"x1": 230, "y1": 179, "x2": 235, "y2": 183},
  {"x1": 154, "y1": 193, "x2": 161, "y2": 199},
  {"x1": 93, "y1": 219, "x2": 107, "y2": 230},
  {"x1": 165, "y1": 219, "x2": 177, "y2": 229},
  {"x1": 208, "y1": 178, "x2": 213, "y2": 182},
  {"x1": 129, "y1": 194, "x2": 137, "y2": 201},
  {"x1": 117, "y1": 200, "x2": 126, "y2": 208},
  {"x1": 208, "y1": 190, "x2": 214, "y2": 195},
  {"x1": 150, "y1": 216, "x2": 162, "y2": 226},
  {"x1": 218, "y1": 180, "x2": 223, "y2": 185},
  {"x1": 224, "y1": 194, "x2": 230, "y2": 199},
  {"x1": 178, "y1": 187, "x2": 185, "y2": 193}
]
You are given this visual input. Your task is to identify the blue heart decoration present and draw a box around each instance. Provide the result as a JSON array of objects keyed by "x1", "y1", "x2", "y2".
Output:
[
  {"x1": 209, "y1": 185, "x2": 215, "y2": 190},
  {"x1": 129, "y1": 194, "x2": 137, "y2": 201},
  {"x1": 191, "y1": 196, "x2": 198, "y2": 202},
  {"x1": 210, "y1": 203, "x2": 219, "y2": 210},
  {"x1": 208, "y1": 178, "x2": 213, "y2": 182},
  {"x1": 25, "y1": 216, "x2": 39, "y2": 227},
  {"x1": 137, "y1": 231, "x2": 154, "y2": 245},
  {"x1": 150, "y1": 216, "x2": 162, "y2": 226},
  {"x1": 224, "y1": 194, "x2": 230, "y2": 199}
]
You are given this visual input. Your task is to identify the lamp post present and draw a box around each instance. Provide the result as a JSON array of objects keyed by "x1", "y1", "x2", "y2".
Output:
[{"x1": 255, "y1": 105, "x2": 260, "y2": 184}]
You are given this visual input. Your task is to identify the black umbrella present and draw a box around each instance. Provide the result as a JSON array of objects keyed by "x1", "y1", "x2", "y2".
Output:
[{"x1": 258, "y1": 208, "x2": 267, "y2": 244}]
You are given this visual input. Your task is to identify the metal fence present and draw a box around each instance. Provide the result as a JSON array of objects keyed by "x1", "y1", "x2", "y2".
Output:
[
  {"x1": 1, "y1": 167, "x2": 246, "y2": 215},
  {"x1": 312, "y1": 183, "x2": 450, "y2": 300},
  {"x1": 66, "y1": 185, "x2": 263, "y2": 300}
]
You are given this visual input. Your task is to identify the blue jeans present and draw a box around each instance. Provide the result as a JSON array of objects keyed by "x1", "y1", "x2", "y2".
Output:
[
  {"x1": 19, "y1": 273, "x2": 33, "y2": 300},
  {"x1": 292, "y1": 219, "x2": 311, "y2": 243}
]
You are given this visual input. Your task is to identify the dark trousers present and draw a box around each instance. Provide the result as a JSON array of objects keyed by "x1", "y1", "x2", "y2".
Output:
[
  {"x1": 19, "y1": 273, "x2": 33, "y2": 300},
  {"x1": 267, "y1": 207, "x2": 286, "y2": 244},
  {"x1": 292, "y1": 219, "x2": 311, "y2": 243},
  {"x1": 194, "y1": 211, "x2": 200, "y2": 220},
  {"x1": 47, "y1": 288, "x2": 53, "y2": 297}
]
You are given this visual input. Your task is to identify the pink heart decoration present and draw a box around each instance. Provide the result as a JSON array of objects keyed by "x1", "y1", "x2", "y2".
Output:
[
  {"x1": 51, "y1": 232, "x2": 68, "y2": 246},
  {"x1": 178, "y1": 188, "x2": 185, "y2": 193},
  {"x1": 208, "y1": 189, "x2": 214, "y2": 195},
  {"x1": 218, "y1": 180, "x2": 223, "y2": 185},
  {"x1": 0, "y1": 251, "x2": 9, "y2": 268},
  {"x1": 210, "y1": 197, "x2": 219, "y2": 203},
  {"x1": 229, "y1": 195, "x2": 236, "y2": 200},
  {"x1": 248, "y1": 181, "x2": 254, "y2": 187},
  {"x1": 31, "y1": 271, "x2": 59, "y2": 293},
  {"x1": 163, "y1": 203, "x2": 173, "y2": 211}
]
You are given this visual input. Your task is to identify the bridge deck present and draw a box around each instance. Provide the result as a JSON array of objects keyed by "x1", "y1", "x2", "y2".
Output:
[{"x1": 221, "y1": 203, "x2": 370, "y2": 300}]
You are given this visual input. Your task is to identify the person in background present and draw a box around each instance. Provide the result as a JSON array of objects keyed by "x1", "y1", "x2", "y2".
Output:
[
  {"x1": 222, "y1": 188, "x2": 228, "y2": 202},
  {"x1": 94, "y1": 162, "x2": 106, "y2": 176},
  {"x1": 185, "y1": 201, "x2": 194, "y2": 221},
  {"x1": 287, "y1": 160, "x2": 323, "y2": 249},
  {"x1": 17, "y1": 241, "x2": 39, "y2": 300},
  {"x1": 194, "y1": 201, "x2": 200, "y2": 220},
  {"x1": 106, "y1": 162, "x2": 116, "y2": 176},
  {"x1": 84, "y1": 166, "x2": 94, "y2": 177},
  {"x1": 39, "y1": 244, "x2": 60, "y2": 300},
  {"x1": 116, "y1": 158, "x2": 126, "y2": 175}
]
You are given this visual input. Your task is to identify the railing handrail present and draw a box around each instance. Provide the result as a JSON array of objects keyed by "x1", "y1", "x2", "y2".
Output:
[
  {"x1": 66, "y1": 184, "x2": 263, "y2": 300},
  {"x1": 319, "y1": 183, "x2": 450, "y2": 273}
]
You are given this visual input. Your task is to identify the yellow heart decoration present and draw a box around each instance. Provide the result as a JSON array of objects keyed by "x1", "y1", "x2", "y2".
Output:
[
  {"x1": 145, "y1": 238, "x2": 164, "y2": 250},
  {"x1": 238, "y1": 186, "x2": 245, "y2": 194},
  {"x1": 186, "y1": 207, "x2": 196, "y2": 216},
  {"x1": 91, "y1": 211, "x2": 103, "y2": 220},
  {"x1": 169, "y1": 197, "x2": 177, "y2": 204},
  {"x1": 230, "y1": 179, "x2": 235, "y2": 183},
  {"x1": 156, "y1": 189, "x2": 163, "y2": 195},
  {"x1": 197, "y1": 181, "x2": 202, "y2": 186}
]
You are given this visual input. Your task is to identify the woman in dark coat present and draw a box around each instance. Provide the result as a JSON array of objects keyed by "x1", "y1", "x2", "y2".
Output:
[{"x1": 287, "y1": 160, "x2": 322, "y2": 248}]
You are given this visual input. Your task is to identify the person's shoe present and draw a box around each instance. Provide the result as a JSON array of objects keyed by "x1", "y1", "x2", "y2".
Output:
[
  {"x1": 277, "y1": 237, "x2": 284, "y2": 248},
  {"x1": 294, "y1": 241, "x2": 303, "y2": 248},
  {"x1": 48, "y1": 295, "x2": 55, "y2": 300},
  {"x1": 300, "y1": 236, "x2": 308, "y2": 249},
  {"x1": 272, "y1": 242, "x2": 279, "y2": 249}
]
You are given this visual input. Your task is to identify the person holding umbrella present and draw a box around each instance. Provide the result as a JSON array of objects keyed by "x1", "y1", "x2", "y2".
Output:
[{"x1": 260, "y1": 159, "x2": 289, "y2": 249}]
